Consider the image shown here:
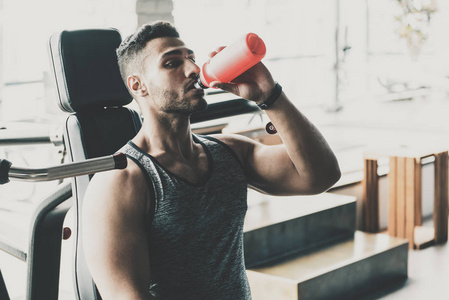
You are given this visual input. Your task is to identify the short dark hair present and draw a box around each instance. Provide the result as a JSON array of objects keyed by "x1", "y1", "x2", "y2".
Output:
[{"x1": 116, "y1": 21, "x2": 180, "y2": 85}]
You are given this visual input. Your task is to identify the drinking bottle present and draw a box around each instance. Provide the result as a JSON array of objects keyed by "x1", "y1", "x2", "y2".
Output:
[{"x1": 194, "y1": 33, "x2": 266, "y2": 89}]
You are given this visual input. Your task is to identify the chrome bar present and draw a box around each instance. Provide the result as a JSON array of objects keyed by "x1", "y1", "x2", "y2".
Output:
[
  {"x1": 0, "y1": 127, "x2": 63, "y2": 147},
  {"x1": 8, "y1": 153, "x2": 127, "y2": 182},
  {"x1": 0, "y1": 134, "x2": 51, "y2": 146}
]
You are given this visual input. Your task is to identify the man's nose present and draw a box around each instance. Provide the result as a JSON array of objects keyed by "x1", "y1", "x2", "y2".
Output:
[{"x1": 185, "y1": 59, "x2": 201, "y2": 79}]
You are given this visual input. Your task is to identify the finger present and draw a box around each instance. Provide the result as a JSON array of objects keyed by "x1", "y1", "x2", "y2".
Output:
[
  {"x1": 208, "y1": 46, "x2": 226, "y2": 58},
  {"x1": 210, "y1": 81, "x2": 239, "y2": 94}
]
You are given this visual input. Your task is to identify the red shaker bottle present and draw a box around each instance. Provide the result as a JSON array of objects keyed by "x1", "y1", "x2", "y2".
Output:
[{"x1": 194, "y1": 33, "x2": 266, "y2": 89}]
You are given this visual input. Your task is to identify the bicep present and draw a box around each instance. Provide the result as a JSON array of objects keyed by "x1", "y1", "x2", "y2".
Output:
[
  {"x1": 213, "y1": 134, "x2": 307, "y2": 195},
  {"x1": 82, "y1": 171, "x2": 151, "y2": 299}
]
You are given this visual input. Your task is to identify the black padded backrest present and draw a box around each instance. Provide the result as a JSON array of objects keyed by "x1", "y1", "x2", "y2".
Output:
[
  {"x1": 48, "y1": 28, "x2": 141, "y2": 300},
  {"x1": 75, "y1": 107, "x2": 142, "y2": 159},
  {"x1": 49, "y1": 28, "x2": 132, "y2": 113}
]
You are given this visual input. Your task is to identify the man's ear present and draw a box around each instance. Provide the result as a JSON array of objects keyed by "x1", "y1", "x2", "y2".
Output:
[{"x1": 127, "y1": 75, "x2": 148, "y2": 97}]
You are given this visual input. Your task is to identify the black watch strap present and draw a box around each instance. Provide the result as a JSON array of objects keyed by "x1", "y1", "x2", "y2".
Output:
[
  {"x1": 0, "y1": 159, "x2": 12, "y2": 184},
  {"x1": 257, "y1": 82, "x2": 282, "y2": 110}
]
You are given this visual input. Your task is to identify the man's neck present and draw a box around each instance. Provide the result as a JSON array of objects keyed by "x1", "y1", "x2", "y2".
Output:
[{"x1": 133, "y1": 110, "x2": 196, "y2": 160}]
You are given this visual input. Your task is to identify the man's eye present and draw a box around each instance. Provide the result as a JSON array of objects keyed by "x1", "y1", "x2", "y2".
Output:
[
  {"x1": 165, "y1": 60, "x2": 182, "y2": 68},
  {"x1": 189, "y1": 57, "x2": 196, "y2": 63}
]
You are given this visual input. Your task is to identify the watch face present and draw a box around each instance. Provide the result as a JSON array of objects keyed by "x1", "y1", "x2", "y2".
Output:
[{"x1": 265, "y1": 122, "x2": 277, "y2": 134}]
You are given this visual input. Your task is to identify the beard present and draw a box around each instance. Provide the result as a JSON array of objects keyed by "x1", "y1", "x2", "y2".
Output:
[{"x1": 148, "y1": 83, "x2": 208, "y2": 115}]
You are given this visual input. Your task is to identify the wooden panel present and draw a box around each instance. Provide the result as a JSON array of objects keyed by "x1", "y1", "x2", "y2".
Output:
[
  {"x1": 415, "y1": 158, "x2": 423, "y2": 226},
  {"x1": 388, "y1": 156, "x2": 397, "y2": 236},
  {"x1": 434, "y1": 151, "x2": 448, "y2": 244},
  {"x1": 362, "y1": 158, "x2": 379, "y2": 232},
  {"x1": 396, "y1": 157, "x2": 406, "y2": 238},
  {"x1": 387, "y1": 150, "x2": 448, "y2": 249},
  {"x1": 405, "y1": 157, "x2": 416, "y2": 248}
]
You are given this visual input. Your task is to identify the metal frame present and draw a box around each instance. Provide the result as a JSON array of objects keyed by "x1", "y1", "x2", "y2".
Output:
[
  {"x1": 8, "y1": 154, "x2": 126, "y2": 182},
  {"x1": 0, "y1": 181, "x2": 72, "y2": 300},
  {"x1": 26, "y1": 181, "x2": 72, "y2": 300},
  {"x1": 0, "y1": 149, "x2": 126, "y2": 300}
]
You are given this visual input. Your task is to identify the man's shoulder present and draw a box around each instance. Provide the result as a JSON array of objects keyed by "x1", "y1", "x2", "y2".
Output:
[
  {"x1": 93, "y1": 156, "x2": 143, "y2": 183},
  {"x1": 208, "y1": 133, "x2": 255, "y2": 147},
  {"x1": 206, "y1": 133, "x2": 259, "y2": 167},
  {"x1": 208, "y1": 133, "x2": 259, "y2": 154},
  {"x1": 87, "y1": 157, "x2": 150, "y2": 202}
]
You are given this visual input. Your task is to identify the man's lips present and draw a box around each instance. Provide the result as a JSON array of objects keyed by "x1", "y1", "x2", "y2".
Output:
[
  {"x1": 185, "y1": 81, "x2": 204, "y2": 96},
  {"x1": 186, "y1": 80, "x2": 201, "y2": 90},
  {"x1": 191, "y1": 88, "x2": 204, "y2": 96}
]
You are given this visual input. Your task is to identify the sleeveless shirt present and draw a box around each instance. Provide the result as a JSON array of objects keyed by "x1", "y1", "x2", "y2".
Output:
[{"x1": 118, "y1": 135, "x2": 251, "y2": 300}]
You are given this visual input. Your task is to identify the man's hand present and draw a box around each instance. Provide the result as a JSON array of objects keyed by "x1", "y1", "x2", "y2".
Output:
[{"x1": 207, "y1": 47, "x2": 276, "y2": 103}]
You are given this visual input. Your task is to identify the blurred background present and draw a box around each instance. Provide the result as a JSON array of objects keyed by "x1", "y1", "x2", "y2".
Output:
[
  {"x1": 1, "y1": 0, "x2": 447, "y2": 123},
  {"x1": 0, "y1": 0, "x2": 448, "y2": 298},
  {"x1": 2, "y1": 0, "x2": 448, "y2": 220}
]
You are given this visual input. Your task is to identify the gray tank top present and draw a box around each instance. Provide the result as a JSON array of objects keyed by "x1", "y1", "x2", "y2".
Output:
[{"x1": 119, "y1": 135, "x2": 251, "y2": 300}]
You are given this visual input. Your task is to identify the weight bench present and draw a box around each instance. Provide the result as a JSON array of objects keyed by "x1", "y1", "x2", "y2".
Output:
[{"x1": 0, "y1": 28, "x2": 139, "y2": 300}]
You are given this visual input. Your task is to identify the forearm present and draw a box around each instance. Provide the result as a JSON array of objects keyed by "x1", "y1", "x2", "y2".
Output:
[
  {"x1": 209, "y1": 60, "x2": 340, "y2": 192},
  {"x1": 263, "y1": 92, "x2": 341, "y2": 192}
]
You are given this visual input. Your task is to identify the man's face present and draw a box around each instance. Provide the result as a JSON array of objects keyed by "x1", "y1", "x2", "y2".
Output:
[{"x1": 139, "y1": 36, "x2": 207, "y2": 114}]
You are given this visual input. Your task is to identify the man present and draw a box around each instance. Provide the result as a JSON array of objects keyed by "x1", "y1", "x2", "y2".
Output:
[{"x1": 82, "y1": 21, "x2": 341, "y2": 299}]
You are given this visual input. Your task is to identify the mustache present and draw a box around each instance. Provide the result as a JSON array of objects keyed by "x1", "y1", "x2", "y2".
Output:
[{"x1": 184, "y1": 76, "x2": 200, "y2": 90}]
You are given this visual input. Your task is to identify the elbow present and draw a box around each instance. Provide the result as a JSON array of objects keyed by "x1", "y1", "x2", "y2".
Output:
[
  {"x1": 327, "y1": 165, "x2": 341, "y2": 189},
  {"x1": 321, "y1": 155, "x2": 341, "y2": 192},
  {"x1": 307, "y1": 163, "x2": 341, "y2": 195}
]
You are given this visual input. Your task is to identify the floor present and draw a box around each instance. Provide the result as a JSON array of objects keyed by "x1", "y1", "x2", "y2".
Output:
[
  {"x1": 2, "y1": 232, "x2": 448, "y2": 299},
  {"x1": 361, "y1": 220, "x2": 449, "y2": 300}
]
